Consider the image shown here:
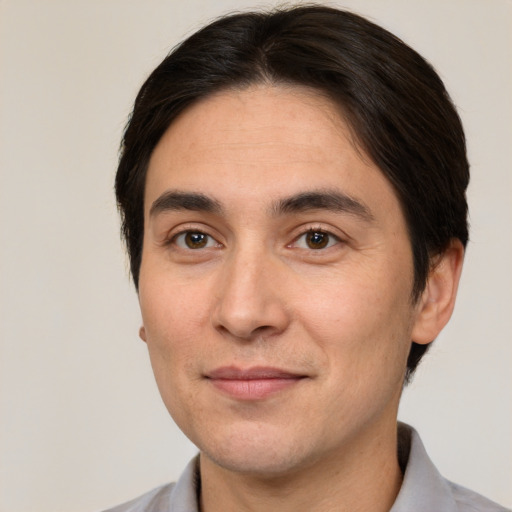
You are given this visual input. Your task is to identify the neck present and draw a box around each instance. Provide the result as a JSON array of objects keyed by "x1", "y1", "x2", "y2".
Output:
[{"x1": 199, "y1": 420, "x2": 403, "y2": 512}]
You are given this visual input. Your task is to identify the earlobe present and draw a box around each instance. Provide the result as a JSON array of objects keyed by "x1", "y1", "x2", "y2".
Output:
[
  {"x1": 411, "y1": 240, "x2": 465, "y2": 345},
  {"x1": 139, "y1": 326, "x2": 147, "y2": 343}
]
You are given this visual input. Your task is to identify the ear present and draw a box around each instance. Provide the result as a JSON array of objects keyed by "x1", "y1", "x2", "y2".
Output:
[
  {"x1": 139, "y1": 326, "x2": 147, "y2": 343},
  {"x1": 411, "y1": 239, "x2": 465, "y2": 345}
]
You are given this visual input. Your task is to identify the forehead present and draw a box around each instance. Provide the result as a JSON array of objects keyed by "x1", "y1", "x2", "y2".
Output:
[
  {"x1": 145, "y1": 84, "x2": 398, "y2": 218},
  {"x1": 150, "y1": 84, "x2": 356, "y2": 164}
]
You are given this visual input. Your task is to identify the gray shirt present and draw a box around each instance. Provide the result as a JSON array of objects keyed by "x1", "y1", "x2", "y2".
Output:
[{"x1": 103, "y1": 424, "x2": 509, "y2": 512}]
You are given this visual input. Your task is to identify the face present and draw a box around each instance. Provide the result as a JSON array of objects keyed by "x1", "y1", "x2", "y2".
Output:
[{"x1": 138, "y1": 85, "x2": 424, "y2": 477}]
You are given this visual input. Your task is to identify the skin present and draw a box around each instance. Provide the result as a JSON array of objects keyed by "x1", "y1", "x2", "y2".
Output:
[{"x1": 138, "y1": 85, "x2": 464, "y2": 512}]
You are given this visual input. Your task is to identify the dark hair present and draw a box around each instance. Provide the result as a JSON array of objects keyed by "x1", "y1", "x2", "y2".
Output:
[{"x1": 115, "y1": 5, "x2": 469, "y2": 380}]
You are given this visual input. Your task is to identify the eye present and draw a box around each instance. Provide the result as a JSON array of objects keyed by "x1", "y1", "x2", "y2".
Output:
[
  {"x1": 293, "y1": 229, "x2": 340, "y2": 250},
  {"x1": 173, "y1": 231, "x2": 219, "y2": 250}
]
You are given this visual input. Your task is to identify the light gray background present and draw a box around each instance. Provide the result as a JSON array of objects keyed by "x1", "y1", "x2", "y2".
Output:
[{"x1": 1, "y1": 1, "x2": 511, "y2": 511}]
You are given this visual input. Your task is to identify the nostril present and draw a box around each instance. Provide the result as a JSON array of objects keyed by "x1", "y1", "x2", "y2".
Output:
[{"x1": 254, "y1": 325, "x2": 276, "y2": 335}]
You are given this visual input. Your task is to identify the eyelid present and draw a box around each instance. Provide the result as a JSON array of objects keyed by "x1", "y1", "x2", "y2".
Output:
[
  {"x1": 173, "y1": 231, "x2": 219, "y2": 249},
  {"x1": 287, "y1": 224, "x2": 347, "y2": 249},
  {"x1": 163, "y1": 223, "x2": 223, "y2": 248}
]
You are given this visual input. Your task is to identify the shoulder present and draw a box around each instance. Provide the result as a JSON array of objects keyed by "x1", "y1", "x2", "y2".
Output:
[
  {"x1": 393, "y1": 423, "x2": 510, "y2": 512},
  {"x1": 100, "y1": 456, "x2": 200, "y2": 512},
  {"x1": 447, "y1": 481, "x2": 511, "y2": 512},
  {"x1": 101, "y1": 483, "x2": 176, "y2": 512}
]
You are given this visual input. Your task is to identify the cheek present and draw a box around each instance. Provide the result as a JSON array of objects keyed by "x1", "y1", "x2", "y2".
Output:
[
  {"x1": 140, "y1": 262, "x2": 211, "y2": 336},
  {"x1": 138, "y1": 274, "x2": 210, "y2": 386},
  {"x1": 300, "y1": 277, "x2": 414, "y2": 425},
  {"x1": 139, "y1": 285, "x2": 207, "y2": 430},
  {"x1": 297, "y1": 265, "x2": 414, "y2": 373}
]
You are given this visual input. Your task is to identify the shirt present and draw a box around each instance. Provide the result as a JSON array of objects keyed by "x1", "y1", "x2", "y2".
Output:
[{"x1": 103, "y1": 423, "x2": 510, "y2": 512}]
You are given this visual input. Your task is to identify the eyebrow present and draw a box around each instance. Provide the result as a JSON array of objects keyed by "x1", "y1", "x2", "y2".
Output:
[
  {"x1": 149, "y1": 191, "x2": 223, "y2": 217},
  {"x1": 273, "y1": 190, "x2": 374, "y2": 221},
  {"x1": 149, "y1": 189, "x2": 373, "y2": 222}
]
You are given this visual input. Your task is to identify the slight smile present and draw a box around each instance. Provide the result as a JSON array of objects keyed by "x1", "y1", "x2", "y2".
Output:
[{"x1": 206, "y1": 366, "x2": 307, "y2": 400}]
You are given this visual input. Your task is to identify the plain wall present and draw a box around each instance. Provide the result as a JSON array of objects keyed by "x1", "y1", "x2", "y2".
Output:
[{"x1": 1, "y1": 1, "x2": 511, "y2": 511}]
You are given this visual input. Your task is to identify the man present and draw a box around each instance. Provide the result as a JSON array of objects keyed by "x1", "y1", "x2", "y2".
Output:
[{"x1": 106, "y1": 5, "x2": 508, "y2": 512}]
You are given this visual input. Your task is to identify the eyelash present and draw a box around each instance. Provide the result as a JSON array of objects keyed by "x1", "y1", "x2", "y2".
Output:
[
  {"x1": 170, "y1": 230, "x2": 221, "y2": 250},
  {"x1": 167, "y1": 226, "x2": 342, "y2": 252},
  {"x1": 290, "y1": 228, "x2": 342, "y2": 251}
]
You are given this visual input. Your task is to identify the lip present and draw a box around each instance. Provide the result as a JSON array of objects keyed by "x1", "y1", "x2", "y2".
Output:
[{"x1": 206, "y1": 366, "x2": 306, "y2": 400}]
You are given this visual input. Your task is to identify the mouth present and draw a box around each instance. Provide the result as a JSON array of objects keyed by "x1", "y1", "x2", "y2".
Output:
[{"x1": 205, "y1": 366, "x2": 307, "y2": 401}]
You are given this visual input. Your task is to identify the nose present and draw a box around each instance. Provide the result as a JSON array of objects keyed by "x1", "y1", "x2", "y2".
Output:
[{"x1": 211, "y1": 248, "x2": 290, "y2": 341}]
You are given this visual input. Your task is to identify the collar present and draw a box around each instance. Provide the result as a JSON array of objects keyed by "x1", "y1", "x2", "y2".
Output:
[
  {"x1": 391, "y1": 423, "x2": 458, "y2": 511},
  {"x1": 169, "y1": 423, "x2": 459, "y2": 512}
]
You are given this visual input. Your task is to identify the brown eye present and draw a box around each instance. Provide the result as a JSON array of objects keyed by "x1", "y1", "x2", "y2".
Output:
[
  {"x1": 174, "y1": 231, "x2": 217, "y2": 249},
  {"x1": 292, "y1": 229, "x2": 340, "y2": 250},
  {"x1": 185, "y1": 232, "x2": 207, "y2": 248},
  {"x1": 305, "y1": 230, "x2": 330, "y2": 249}
]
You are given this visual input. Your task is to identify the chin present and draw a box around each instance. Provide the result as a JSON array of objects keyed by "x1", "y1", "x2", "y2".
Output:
[
  {"x1": 203, "y1": 448, "x2": 307, "y2": 478},
  {"x1": 196, "y1": 426, "x2": 320, "y2": 478}
]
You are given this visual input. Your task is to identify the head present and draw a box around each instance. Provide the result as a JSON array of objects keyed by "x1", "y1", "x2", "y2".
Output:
[{"x1": 116, "y1": 6, "x2": 468, "y2": 383}]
